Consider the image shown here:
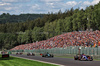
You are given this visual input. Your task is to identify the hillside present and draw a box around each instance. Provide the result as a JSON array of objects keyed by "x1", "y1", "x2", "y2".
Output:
[
  {"x1": 0, "y1": 13, "x2": 44, "y2": 23},
  {"x1": 0, "y1": 2, "x2": 100, "y2": 50}
]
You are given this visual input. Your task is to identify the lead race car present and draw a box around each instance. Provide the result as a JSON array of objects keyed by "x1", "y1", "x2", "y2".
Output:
[{"x1": 74, "y1": 53, "x2": 93, "y2": 61}]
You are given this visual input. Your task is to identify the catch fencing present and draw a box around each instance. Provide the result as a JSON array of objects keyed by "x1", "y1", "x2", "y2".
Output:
[{"x1": 10, "y1": 46, "x2": 100, "y2": 56}]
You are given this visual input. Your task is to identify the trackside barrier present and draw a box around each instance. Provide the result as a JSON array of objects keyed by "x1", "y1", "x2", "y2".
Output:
[{"x1": 10, "y1": 46, "x2": 100, "y2": 56}]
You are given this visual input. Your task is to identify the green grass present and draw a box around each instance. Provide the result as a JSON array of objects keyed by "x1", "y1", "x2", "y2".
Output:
[
  {"x1": 37, "y1": 54, "x2": 100, "y2": 61},
  {"x1": 55, "y1": 55, "x2": 100, "y2": 61},
  {"x1": 94, "y1": 59, "x2": 100, "y2": 61},
  {"x1": 0, "y1": 55, "x2": 58, "y2": 66},
  {"x1": 55, "y1": 56, "x2": 73, "y2": 59}
]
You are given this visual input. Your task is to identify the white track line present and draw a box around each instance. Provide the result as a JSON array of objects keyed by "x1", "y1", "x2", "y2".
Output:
[{"x1": 12, "y1": 55, "x2": 65, "y2": 66}]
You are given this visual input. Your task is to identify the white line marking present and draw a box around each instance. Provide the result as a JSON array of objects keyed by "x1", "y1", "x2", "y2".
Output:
[{"x1": 12, "y1": 55, "x2": 65, "y2": 66}]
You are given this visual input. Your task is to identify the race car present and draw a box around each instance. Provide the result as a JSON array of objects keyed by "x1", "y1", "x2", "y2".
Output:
[
  {"x1": 41, "y1": 52, "x2": 54, "y2": 57},
  {"x1": 27, "y1": 52, "x2": 35, "y2": 56},
  {"x1": 74, "y1": 53, "x2": 93, "y2": 61},
  {"x1": 16, "y1": 52, "x2": 23, "y2": 55}
]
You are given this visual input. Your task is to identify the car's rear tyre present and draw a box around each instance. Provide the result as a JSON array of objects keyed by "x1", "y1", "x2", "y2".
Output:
[
  {"x1": 74, "y1": 56, "x2": 78, "y2": 60},
  {"x1": 74, "y1": 56, "x2": 77, "y2": 60},
  {"x1": 42, "y1": 55, "x2": 44, "y2": 57},
  {"x1": 90, "y1": 56, "x2": 93, "y2": 61}
]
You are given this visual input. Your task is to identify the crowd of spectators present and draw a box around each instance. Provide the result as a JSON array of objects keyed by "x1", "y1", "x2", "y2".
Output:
[{"x1": 11, "y1": 30, "x2": 100, "y2": 50}]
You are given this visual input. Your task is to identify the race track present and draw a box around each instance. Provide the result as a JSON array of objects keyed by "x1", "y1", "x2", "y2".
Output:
[{"x1": 11, "y1": 54, "x2": 100, "y2": 66}]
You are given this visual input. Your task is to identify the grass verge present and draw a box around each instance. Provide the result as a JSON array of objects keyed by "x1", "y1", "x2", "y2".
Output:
[
  {"x1": 0, "y1": 55, "x2": 58, "y2": 66},
  {"x1": 55, "y1": 56, "x2": 73, "y2": 59},
  {"x1": 55, "y1": 55, "x2": 100, "y2": 61}
]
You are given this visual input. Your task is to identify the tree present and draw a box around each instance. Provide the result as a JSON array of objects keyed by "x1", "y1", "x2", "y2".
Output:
[{"x1": 32, "y1": 27, "x2": 45, "y2": 42}]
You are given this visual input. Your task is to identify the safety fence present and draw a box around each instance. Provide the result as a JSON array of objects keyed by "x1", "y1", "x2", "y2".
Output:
[{"x1": 10, "y1": 46, "x2": 100, "y2": 56}]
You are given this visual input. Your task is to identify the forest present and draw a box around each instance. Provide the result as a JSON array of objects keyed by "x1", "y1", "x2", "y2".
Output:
[
  {"x1": 0, "y1": 13, "x2": 44, "y2": 23},
  {"x1": 0, "y1": 2, "x2": 100, "y2": 50}
]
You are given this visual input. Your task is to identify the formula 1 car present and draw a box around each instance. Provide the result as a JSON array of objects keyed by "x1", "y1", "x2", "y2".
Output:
[
  {"x1": 16, "y1": 52, "x2": 23, "y2": 55},
  {"x1": 74, "y1": 54, "x2": 93, "y2": 61},
  {"x1": 27, "y1": 52, "x2": 35, "y2": 56},
  {"x1": 41, "y1": 52, "x2": 54, "y2": 57}
]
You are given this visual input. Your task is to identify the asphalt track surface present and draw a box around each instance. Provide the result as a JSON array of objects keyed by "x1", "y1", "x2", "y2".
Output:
[{"x1": 11, "y1": 54, "x2": 100, "y2": 66}]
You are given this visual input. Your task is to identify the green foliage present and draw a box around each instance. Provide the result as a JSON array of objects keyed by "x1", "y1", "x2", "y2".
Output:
[
  {"x1": 0, "y1": 33, "x2": 17, "y2": 50},
  {"x1": 0, "y1": 2, "x2": 100, "y2": 49},
  {"x1": 32, "y1": 27, "x2": 45, "y2": 42},
  {"x1": 0, "y1": 13, "x2": 44, "y2": 23},
  {"x1": 64, "y1": 17, "x2": 73, "y2": 32}
]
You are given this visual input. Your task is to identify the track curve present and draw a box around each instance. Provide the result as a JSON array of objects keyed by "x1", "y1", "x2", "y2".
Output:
[{"x1": 11, "y1": 54, "x2": 100, "y2": 66}]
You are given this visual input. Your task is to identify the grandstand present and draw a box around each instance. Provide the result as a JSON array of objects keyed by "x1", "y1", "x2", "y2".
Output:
[{"x1": 11, "y1": 30, "x2": 100, "y2": 51}]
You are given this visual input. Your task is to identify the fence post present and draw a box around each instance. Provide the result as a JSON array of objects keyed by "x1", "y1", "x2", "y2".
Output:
[{"x1": 97, "y1": 47, "x2": 98, "y2": 55}]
